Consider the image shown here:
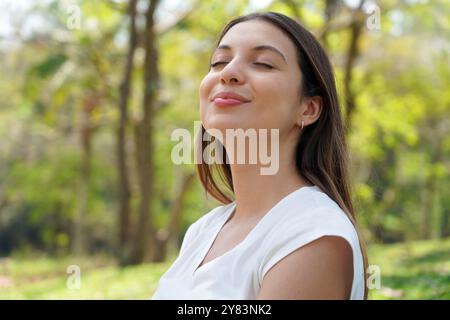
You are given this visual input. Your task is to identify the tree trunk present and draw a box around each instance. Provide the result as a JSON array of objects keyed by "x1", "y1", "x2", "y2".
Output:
[
  {"x1": 154, "y1": 172, "x2": 195, "y2": 262},
  {"x1": 343, "y1": 3, "x2": 365, "y2": 131},
  {"x1": 73, "y1": 92, "x2": 98, "y2": 255},
  {"x1": 129, "y1": 0, "x2": 160, "y2": 264},
  {"x1": 117, "y1": 0, "x2": 137, "y2": 266}
]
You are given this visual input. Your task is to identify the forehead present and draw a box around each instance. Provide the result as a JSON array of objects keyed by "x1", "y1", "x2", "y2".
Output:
[{"x1": 217, "y1": 20, "x2": 296, "y2": 60}]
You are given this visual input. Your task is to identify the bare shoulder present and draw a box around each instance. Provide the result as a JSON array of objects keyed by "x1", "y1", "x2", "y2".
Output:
[{"x1": 257, "y1": 236, "x2": 354, "y2": 300}]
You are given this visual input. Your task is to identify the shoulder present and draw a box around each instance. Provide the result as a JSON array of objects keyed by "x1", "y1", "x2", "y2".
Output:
[
  {"x1": 257, "y1": 235, "x2": 353, "y2": 299},
  {"x1": 265, "y1": 187, "x2": 360, "y2": 248},
  {"x1": 257, "y1": 188, "x2": 362, "y2": 299},
  {"x1": 279, "y1": 186, "x2": 359, "y2": 240}
]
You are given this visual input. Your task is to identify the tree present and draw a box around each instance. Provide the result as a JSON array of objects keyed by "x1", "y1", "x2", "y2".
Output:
[{"x1": 116, "y1": 0, "x2": 137, "y2": 266}]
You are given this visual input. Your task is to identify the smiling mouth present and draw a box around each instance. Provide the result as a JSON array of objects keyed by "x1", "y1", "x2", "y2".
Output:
[{"x1": 213, "y1": 98, "x2": 250, "y2": 107}]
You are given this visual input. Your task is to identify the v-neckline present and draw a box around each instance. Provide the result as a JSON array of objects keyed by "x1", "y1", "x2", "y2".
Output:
[
  {"x1": 192, "y1": 185, "x2": 317, "y2": 276},
  {"x1": 192, "y1": 203, "x2": 237, "y2": 275}
]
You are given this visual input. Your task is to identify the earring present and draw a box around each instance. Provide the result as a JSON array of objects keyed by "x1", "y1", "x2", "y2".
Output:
[{"x1": 300, "y1": 120, "x2": 304, "y2": 130}]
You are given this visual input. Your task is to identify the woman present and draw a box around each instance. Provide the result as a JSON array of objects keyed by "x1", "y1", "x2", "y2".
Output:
[{"x1": 152, "y1": 11, "x2": 368, "y2": 300}]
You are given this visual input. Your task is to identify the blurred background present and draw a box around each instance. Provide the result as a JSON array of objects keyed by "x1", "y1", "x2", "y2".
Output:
[{"x1": 0, "y1": 0, "x2": 448, "y2": 299}]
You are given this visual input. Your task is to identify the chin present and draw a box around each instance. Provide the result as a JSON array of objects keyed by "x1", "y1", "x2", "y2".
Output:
[{"x1": 203, "y1": 116, "x2": 255, "y2": 133}]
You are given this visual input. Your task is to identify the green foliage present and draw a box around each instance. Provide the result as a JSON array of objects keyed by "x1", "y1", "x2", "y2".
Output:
[
  {"x1": 32, "y1": 54, "x2": 68, "y2": 79},
  {"x1": 0, "y1": 0, "x2": 448, "y2": 300}
]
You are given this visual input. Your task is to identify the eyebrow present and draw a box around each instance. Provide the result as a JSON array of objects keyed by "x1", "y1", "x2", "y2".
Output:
[{"x1": 214, "y1": 44, "x2": 287, "y2": 64}]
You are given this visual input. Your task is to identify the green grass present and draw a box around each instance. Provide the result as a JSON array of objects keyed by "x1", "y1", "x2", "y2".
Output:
[
  {"x1": 368, "y1": 237, "x2": 450, "y2": 300},
  {"x1": 0, "y1": 238, "x2": 449, "y2": 299},
  {"x1": 0, "y1": 254, "x2": 173, "y2": 299}
]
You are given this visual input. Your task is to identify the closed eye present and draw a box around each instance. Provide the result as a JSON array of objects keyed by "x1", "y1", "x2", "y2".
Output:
[
  {"x1": 210, "y1": 61, "x2": 274, "y2": 69},
  {"x1": 253, "y1": 62, "x2": 274, "y2": 69},
  {"x1": 210, "y1": 61, "x2": 228, "y2": 68}
]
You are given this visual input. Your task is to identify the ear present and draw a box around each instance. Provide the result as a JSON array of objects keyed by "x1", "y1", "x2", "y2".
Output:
[{"x1": 296, "y1": 96, "x2": 323, "y2": 128}]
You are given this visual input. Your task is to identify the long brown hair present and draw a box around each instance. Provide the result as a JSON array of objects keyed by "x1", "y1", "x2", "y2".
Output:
[{"x1": 195, "y1": 11, "x2": 369, "y2": 299}]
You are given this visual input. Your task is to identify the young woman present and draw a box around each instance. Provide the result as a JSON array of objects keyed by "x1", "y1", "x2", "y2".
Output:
[{"x1": 152, "y1": 11, "x2": 368, "y2": 300}]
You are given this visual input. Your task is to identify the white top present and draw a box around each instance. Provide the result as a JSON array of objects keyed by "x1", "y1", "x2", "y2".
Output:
[{"x1": 152, "y1": 185, "x2": 365, "y2": 300}]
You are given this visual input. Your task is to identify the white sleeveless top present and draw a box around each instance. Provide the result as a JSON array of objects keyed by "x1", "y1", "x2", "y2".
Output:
[{"x1": 152, "y1": 185, "x2": 365, "y2": 300}]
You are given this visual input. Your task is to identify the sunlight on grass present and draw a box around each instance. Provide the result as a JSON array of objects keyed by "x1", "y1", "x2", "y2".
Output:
[
  {"x1": 0, "y1": 254, "x2": 174, "y2": 299},
  {"x1": 368, "y1": 238, "x2": 450, "y2": 300},
  {"x1": 1, "y1": 239, "x2": 449, "y2": 299}
]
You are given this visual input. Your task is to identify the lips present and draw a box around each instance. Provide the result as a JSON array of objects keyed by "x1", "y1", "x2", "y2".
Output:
[{"x1": 211, "y1": 91, "x2": 251, "y2": 107}]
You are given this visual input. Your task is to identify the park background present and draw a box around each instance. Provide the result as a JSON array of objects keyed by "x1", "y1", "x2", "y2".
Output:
[{"x1": 0, "y1": 0, "x2": 449, "y2": 299}]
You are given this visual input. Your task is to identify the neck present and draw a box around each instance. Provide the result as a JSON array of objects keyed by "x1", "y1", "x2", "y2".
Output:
[{"x1": 227, "y1": 141, "x2": 312, "y2": 223}]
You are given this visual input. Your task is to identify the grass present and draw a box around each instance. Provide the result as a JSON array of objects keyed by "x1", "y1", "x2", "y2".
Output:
[
  {"x1": 368, "y1": 237, "x2": 450, "y2": 300},
  {"x1": 0, "y1": 238, "x2": 449, "y2": 299},
  {"x1": 0, "y1": 254, "x2": 173, "y2": 299}
]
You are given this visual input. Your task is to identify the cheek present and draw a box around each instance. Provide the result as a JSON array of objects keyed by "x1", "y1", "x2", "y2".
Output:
[
  {"x1": 199, "y1": 74, "x2": 215, "y2": 125},
  {"x1": 256, "y1": 78, "x2": 299, "y2": 128},
  {"x1": 199, "y1": 74, "x2": 214, "y2": 104},
  {"x1": 255, "y1": 74, "x2": 290, "y2": 101},
  {"x1": 256, "y1": 77, "x2": 284, "y2": 102}
]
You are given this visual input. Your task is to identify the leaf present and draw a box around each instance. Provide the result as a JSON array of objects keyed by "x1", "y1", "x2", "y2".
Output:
[{"x1": 32, "y1": 53, "x2": 67, "y2": 79}]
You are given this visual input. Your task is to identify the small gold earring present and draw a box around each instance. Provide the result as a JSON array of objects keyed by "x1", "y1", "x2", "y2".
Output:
[{"x1": 301, "y1": 120, "x2": 304, "y2": 130}]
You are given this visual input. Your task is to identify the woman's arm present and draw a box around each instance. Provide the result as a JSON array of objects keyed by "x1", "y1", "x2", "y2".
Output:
[{"x1": 257, "y1": 236, "x2": 354, "y2": 300}]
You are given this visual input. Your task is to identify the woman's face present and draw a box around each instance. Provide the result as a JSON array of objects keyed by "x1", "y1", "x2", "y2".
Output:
[{"x1": 199, "y1": 20, "x2": 303, "y2": 137}]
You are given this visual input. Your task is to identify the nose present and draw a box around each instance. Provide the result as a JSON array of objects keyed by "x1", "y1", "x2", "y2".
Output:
[{"x1": 219, "y1": 60, "x2": 244, "y2": 85}]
